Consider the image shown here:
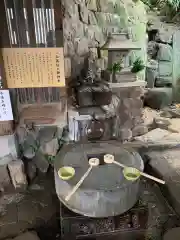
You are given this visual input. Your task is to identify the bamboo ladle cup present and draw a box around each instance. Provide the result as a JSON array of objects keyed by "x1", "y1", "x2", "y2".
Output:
[
  {"x1": 65, "y1": 158, "x2": 100, "y2": 201},
  {"x1": 104, "y1": 154, "x2": 165, "y2": 185}
]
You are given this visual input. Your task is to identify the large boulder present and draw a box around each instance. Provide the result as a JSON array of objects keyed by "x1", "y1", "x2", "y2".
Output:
[{"x1": 144, "y1": 88, "x2": 172, "y2": 110}]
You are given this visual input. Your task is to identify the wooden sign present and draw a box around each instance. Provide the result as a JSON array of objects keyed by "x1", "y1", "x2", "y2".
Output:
[
  {"x1": 2, "y1": 48, "x2": 65, "y2": 88},
  {"x1": 0, "y1": 90, "x2": 13, "y2": 121}
]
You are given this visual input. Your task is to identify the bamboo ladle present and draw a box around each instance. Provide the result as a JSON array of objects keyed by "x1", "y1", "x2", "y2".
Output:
[
  {"x1": 65, "y1": 158, "x2": 100, "y2": 201},
  {"x1": 104, "y1": 154, "x2": 165, "y2": 185}
]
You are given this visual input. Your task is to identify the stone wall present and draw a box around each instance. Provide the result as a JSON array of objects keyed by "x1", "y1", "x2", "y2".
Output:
[
  {"x1": 146, "y1": 30, "x2": 173, "y2": 88},
  {"x1": 62, "y1": 0, "x2": 147, "y2": 79}
]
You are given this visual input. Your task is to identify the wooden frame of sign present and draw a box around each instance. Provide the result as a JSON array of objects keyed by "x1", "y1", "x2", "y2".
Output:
[
  {"x1": 0, "y1": 46, "x2": 14, "y2": 136},
  {"x1": 2, "y1": 48, "x2": 65, "y2": 88}
]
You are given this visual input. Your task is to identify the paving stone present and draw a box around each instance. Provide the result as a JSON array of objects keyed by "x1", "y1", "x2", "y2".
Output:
[
  {"x1": 132, "y1": 125, "x2": 148, "y2": 137},
  {"x1": 134, "y1": 128, "x2": 170, "y2": 143},
  {"x1": 32, "y1": 150, "x2": 49, "y2": 174},
  {"x1": 8, "y1": 160, "x2": 27, "y2": 190}
]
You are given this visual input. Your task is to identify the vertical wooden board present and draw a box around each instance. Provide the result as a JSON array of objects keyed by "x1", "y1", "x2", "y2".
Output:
[{"x1": 0, "y1": 1, "x2": 10, "y2": 47}]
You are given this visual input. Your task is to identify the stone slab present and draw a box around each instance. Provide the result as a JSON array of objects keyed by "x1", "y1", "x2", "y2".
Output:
[
  {"x1": 108, "y1": 81, "x2": 146, "y2": 88},
  {"x1": 134, "y1": 128, "x2": 170, "y2": 143},
  {"x1": 8, "y1": 160, "x2": 27, "y2": 190},
  {"x1": 145, "y1": 149, "x2": 180, "y2": 216},
  {"x1": 0, "y1": 134, "x2": 18, "y2": 165}
]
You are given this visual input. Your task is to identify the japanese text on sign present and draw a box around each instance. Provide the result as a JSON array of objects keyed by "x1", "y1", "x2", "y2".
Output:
[{"x1": 0, "y1": 90, "x2": 13, "y2": 121}]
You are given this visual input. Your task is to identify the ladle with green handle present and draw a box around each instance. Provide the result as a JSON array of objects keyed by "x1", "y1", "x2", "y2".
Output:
[
  {"x1": 65, "y1": 158, "x2": 100, "y2": 202},
  {"x1": 104, "y1": 154, "x2": 165, "y2": 185}
]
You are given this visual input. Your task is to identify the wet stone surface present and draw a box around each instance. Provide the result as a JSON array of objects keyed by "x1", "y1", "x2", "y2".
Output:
[{"x1": 0, "y1": 171, "x2": 59, "y2": 240}]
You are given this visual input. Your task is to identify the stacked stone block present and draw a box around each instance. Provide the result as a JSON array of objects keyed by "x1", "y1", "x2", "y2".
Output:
[
  {"x1": 62, "y1": 0, "x2": 147, "y2": 79},
  {"x1": 111, "y1": 86, "x2": 147, "y2": 140}
]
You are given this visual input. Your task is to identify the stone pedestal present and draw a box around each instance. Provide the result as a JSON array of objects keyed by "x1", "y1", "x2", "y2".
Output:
[
  {"x1": 108, "y1": 81, "x2": 147, "y2": 141},
  {"x1": 0, "y1": 134, "x2": 19, "y2": 165}
]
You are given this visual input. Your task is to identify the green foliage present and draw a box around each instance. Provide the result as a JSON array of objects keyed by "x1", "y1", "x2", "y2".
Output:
[
  {"x1": 131, "y1": 58, "x2": 145, "y2": 73},
  {"x1": 168, "y1": 0, "x2": 180, "y2": 9},
  {"x1": 142, "y1": 0, "x2": 180, "y2": 20},
  {"x1": 108, "y1": 62, "x2": 123, "y2": 73}
]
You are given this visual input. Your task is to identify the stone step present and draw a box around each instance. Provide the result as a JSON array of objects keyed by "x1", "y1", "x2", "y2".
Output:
[{"x1": 155, "y1": 76, "x2": 172, "y2": 87}]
